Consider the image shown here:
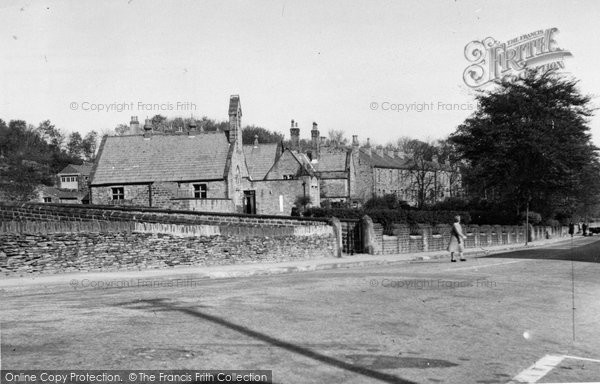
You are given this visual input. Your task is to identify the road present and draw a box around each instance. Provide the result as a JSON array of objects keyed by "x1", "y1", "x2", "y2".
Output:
[{"x1": 2, "y1": 236, "x2": 600, "y2": 384}]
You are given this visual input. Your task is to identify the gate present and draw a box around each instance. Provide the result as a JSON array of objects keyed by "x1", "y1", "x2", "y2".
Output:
[{"x1": 340, "y1": 219, "x2": 363, "y2": 255}]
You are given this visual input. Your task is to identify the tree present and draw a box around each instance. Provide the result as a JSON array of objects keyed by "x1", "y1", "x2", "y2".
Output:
[
  {"x1": 151, "y1": 115, "x2": 168, "y2": 131},
  {"x1": 404, "y1": 140, "x2": 437, "y2": 209},
  {"x1": 114, "y1": 123, "x2": 130, "y2": 136},
  {"x1": 328, "y1": 129, "x2": 348, "y2": 147},
  {"x1": 437, "y1": 139, "x2": 464, "y2": 198},
  {"x1": 82, "y1": 131, "x2": 98, "y2": 161},
  {"x1": 66, "y1": 132, "x2": 83, "y2": 158},
  {"x1": 450, "y1": 68, "x2": 600, "y2": 221},
  {"x1": 37, "y1": 120, "x2": 65, "y2": 149},
  {"x1": 242, "y1": 125, "x2": 284, "y2": 145}
]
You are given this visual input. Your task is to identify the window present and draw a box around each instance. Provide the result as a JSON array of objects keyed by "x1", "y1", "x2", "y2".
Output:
[
  {"x1": 193, "y1": 184, "x2": 207, "y2": 199},
  {"x1": 111, "y1": 187, "x2": 124, "y2": 200},
  {"x1": 43, "y1": 197, "x2": 52, "y2": 203}
]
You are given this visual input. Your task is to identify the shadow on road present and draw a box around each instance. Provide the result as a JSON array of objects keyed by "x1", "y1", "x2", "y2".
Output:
[
  {"x1": 116, "y1": 298, "x2": 418, "y2": 384},
  {"x1": 487, "y1": 237, "x2": 600, "y2": 263}
]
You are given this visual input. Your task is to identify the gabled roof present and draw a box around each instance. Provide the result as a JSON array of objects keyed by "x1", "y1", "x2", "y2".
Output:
[
  {"x1": 243, "y1": 143, "x2": 280, "y2": 180},
  {"x1": 291, "y1": 151, "x2": 316, "y2": 174},
  {"x1": 90, "y1": 132, "x2": 231, "y2": 185},
  {"x1": 313, "y1": 147, "x2": 349, "y2": 173},
  {"x1": 58, "y1": 163, "x2": 93, "y2": 176}
]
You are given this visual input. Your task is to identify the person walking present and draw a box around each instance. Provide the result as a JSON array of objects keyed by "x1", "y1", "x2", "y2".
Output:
[
  {"x1": 568, "y1": 222, "x2": 575, "y2": 237},
  {"x1": 448, "y1": 215, "x2": 467, "y2": 262}
]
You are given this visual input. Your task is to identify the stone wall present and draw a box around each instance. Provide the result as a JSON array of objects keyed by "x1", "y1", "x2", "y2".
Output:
[
  {"x1": 168, "y1": 198, "x2": 236, "y2": 213},
  {"x1": 0, "y1": 202, "x2": 330, "y2": 227},
  {"x1": 0, "y1": 220, "x2": 335, "y2": 275},
  {"x1": 372, "y1": 223, "x2": 569, "y2": 255}
]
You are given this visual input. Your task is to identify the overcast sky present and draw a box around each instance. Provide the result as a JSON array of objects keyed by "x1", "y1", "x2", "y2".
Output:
[{"x1": 1, "y1": 0, "x2": 599, "y2": 147}]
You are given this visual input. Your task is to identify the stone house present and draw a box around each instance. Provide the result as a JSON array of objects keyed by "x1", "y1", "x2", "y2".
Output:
[
  {"x1": 89, "y1": 95, "x2": 319, "y2": 215},
  {"x1": 37, "y1": 163, "x2": 93, "y2": 204}
]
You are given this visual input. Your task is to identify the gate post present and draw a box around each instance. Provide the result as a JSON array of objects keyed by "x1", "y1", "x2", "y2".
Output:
[
  {"x1": 361, "y1": 215, "x2": 376, "y2": 255},
  {"x1": 330, "y1": 217, "x2": 343, "y2": 258}
]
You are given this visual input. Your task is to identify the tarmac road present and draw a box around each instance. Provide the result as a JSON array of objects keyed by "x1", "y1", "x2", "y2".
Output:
[{"x1": 1, "y1": 236, "x2": 600, "y2": 384}]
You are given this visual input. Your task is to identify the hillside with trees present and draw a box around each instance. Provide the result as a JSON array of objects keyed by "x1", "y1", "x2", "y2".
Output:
[{"x1": 0, "y1": 119, "x2": 97, "y2": 201}]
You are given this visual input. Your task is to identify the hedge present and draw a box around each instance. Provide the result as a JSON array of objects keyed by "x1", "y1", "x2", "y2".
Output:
[{"x1": 304, "y1": 207, "x2": 472, "y2": 230}]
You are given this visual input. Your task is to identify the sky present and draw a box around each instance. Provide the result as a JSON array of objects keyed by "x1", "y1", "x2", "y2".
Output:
[{"x1": 1, "y1": 0, "x2": 599, "y2": 147}]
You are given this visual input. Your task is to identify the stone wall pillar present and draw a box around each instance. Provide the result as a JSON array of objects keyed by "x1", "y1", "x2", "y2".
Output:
[
  {"x1": 330, "y1": 217, "x2": 343, "y2": 258},
  {"x1": 361, "y1": 215, "x2": 376, "y2": 255}
]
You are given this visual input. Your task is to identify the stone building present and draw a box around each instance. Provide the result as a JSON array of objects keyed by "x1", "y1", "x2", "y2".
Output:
[
  {"x1": 89, "y1": 95, "x2": 319, "y2": 215},
  {"x1": 285, "y1": 121, "x2": 461, "y2": 207},
  {"x1": 37, "y1": 163, "x2": 93, "y2": 204}
]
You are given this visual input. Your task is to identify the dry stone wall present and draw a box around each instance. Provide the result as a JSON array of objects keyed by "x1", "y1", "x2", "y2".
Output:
[{"x1": 0, "y1": 204, "x2": 336, "y2": 275}]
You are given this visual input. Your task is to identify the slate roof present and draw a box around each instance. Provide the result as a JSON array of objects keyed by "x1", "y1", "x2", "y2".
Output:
[
  {"x1": 91, "y1": 133, "x2": 231, "y2": 185},
  {"x1": 243, "y1": 143, "x2": 280, "y2": 180},
  {"x1": 58, "y1": 163, "x2": 93, "y2": 176},
  {"x1": 313, "y1": 149, "x2": 348, "y2": 173},
  {"x1": 360, "y1": 148, "x2": 410, "y2": 169}
]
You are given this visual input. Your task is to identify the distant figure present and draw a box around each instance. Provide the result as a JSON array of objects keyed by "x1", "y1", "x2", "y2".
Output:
[
  {"x1": 568, "y1": 222, "x2": 575, "y2": 237},
  {"x1": 447, "y1": 215, "x2": 467, "y2": 262},
  {"x1": 582, "y1": 222, "x2": 588, "y2": 236},
  {"x1": 290, "y1": 206, "x2": 300, "y2": 217}
]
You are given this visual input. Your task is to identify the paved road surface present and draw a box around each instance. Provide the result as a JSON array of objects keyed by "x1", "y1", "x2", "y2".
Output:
[{"x1": 2, "y1": 237, "x2": 600, "y2": 383}]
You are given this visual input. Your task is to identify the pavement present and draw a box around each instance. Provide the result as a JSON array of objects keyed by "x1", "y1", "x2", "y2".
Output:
[{"x1": 0, "y1": 234, "x2": 590, "y2": 291}]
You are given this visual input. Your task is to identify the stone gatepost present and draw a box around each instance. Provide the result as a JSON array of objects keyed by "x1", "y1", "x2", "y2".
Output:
[
  {"x1": 361, "y1": 215, "x2": 377, "y2": 255},
  {"x1": 329, "y1": 217, "x2": 343, "y2": 258}
]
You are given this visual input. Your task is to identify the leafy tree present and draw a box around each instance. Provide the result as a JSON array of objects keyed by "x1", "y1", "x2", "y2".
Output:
[
  {"x1": 66, "y1": 132, "x2": 83, "y2": 158},
  {"x1": 437, "y1": 139, "x2": 464, "y2": 198},
  {"x1": 450, "y1": 68, "x2": 599, "y2": 220},
  {"x1": 82, "y1": 131, "x2": 98, "y2": 161},
  {"x1": 151, "y1": 114, "x2": 168, "y2": 131},
  {"x1": 242, "y1": 125, "x2": 284, "y2": 145},
  {"x1": 37, "y1": 120, "x2": 65, "y2": 149}
]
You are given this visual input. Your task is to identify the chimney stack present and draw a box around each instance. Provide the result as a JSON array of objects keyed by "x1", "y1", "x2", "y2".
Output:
[
  {"x1": 143, "y1": 118, "x2": 152, "y2": 138},
  {"x1": 290, "y1": 119, "x2": 300, "y2": 150},
  {"x1": 228, "y1": 95, "x2": 242, "y2": 149},
  {"x1": 375, "y1": 145, "x2": 384, "y2": 157},
  {"x1": 311, "y1": 122, "x2": 320, "y2": 159},
  {"x1": 365, "y1": 138, "x2": 372, "y2": 157},
  {"x1": 387, "y1": 147, "x2": 395, "y2": 158},
  {"x1": 394, "y1": 149, "x2": 406, "y2": 159},
  {"x1": 352, "y1": 135, "x2": 359, "y2": 147},
  {"x1": 130, "y1": 116, "x2": 140, "y2": 134}
]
